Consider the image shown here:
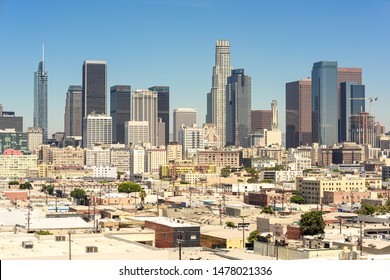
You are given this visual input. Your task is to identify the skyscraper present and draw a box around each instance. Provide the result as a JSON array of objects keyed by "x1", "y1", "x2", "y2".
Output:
[
  {"x1": 34, "y1": 45, "x2": 48, "y2": 140},
  {"x1": 209, "y1": 40, "x2": 232, "y2": 147},
  {"x1": 110, "y1": 85, "x2": 131, "y2": 144},
  {"x1": 64, "y1": 85, "x2": 82, "y2": 138},
  {"x1": 350, "y1": 112, "x2": 375, "y2": 147},
  {"x1": 131, "y1": 90, "x2": 158, "y2": 146},
  {"x1": 173, "y1": 108, "x2": 197, "y2": 142},
  {"x1": 82, "y1": 60, "x2": 107, "y2": 118},
  {"x1": 226, "y1": 69, "x2": 251, "y2": 147},
  {"x1": 285, "y1": 78, "x2": 312, "y2": 148},
  {"x1": 312, "y1": 61, "x2": 338, "y2": 146},
  {"x1": 149, "y1": 86, "x2": 169, "y2": 145},
  {"x1": 0, "y1": 104, "x2": 23, "y2": 132},
  {"x1": 339, "y1": 82, "x2": 365, "y2": 142}
]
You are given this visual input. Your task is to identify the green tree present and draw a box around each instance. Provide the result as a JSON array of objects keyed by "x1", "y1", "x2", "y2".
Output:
[
  {"x1": 357, "y1": 203, "x2": 377, "y2": 215},
  {"x1": 290, "y1": 195, "x2": 305, "y2": 204},
  {"x1": 299, "y1": 211, "x2": 325, "y2": 235},
  {"x1": 118, "y1": 182, "x2": 142, "y2": 195},
  {"x1": 19, "y1": 182, "x2": 32, "y2": 190},
  {"x1": 8, "y1": 180, "x2": 19, "y2": 186},
  {"x1": 221, "y1": 166, "x2": 231, "y2": 178},
  {"x1": 247, "y1": 229, "x2": 261, "y2": 244},
  {"x1": 70, "y1": 188, "x2": 86, "y2": 205},
  {"x1": 225, "y1": 221, "x2": 236, "y2": 228},
  {"x1": 42, "y1": 185, "x2": 55, "y2": 196},
  {"x1": 261, "y1": 206, "x2": 275, "y2": 214}
]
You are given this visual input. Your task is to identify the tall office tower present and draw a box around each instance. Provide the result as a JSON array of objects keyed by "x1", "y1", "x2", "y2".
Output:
[
  {"x1": 33, "y1": 45, "x2": 48, "y2": 140},
  {"x1": 206, "y1": 92, "x2": 212, "y2": 123},
  {"x1": 27, "y1": 127, "x2": 43, "y2": 154},
  {"x1": 226, "y1": 69, "x2": 251, "y2": 147},
  {"x1": 178, "y1": 125, "x2": 205, "y2": 159},
  {"x1": 110, "y1": 85, "x2": 131, "y2": 144},
  {"x1": 64, "y1": 85, "x2": 82, "y2": 138},
  {"x1": 271, "y1": 100, "x2": 279, "y2": 131},
  {"x1": 82, "y1": 60, "x2": 107, "y2": 118},
  {"x1": 173, "y1": 108, "x2": 197, "y2": 142},
  {"x1": 312, "y1": 61, "x2": 338, "y2": 146},
  {"x1": 82, "y1": 113, "x2": 112, "y2": 149},
  {"x1": 157, "y1": 118, "x2": 165, "y2": 147},
  {"x1": 339, "y1": 82, "x2": 365, "y2": 142},
  {"x1": 350, "y1": 112, "x2": 375, "y2": 147},
  {"x1": 149, "y1": 86, "x2": 169, "y2": 145},
  {"x1": 145, "y1": 147, "x2": 166, "y2": 175},
  {"x1": 124, "y1": 121, "x2": 149, "y2": 146},
  {"x1": 130, "y1": 148, "x2": 145, "y2": 175},
  {"x1": 285, "y1": 78, "x2": 312, "y2": 148},
  {"x1": 0, "y1": 105, "x2": 23, "y2": 132},
  {"x1": 209, "y1": 40, "x2": 232, "y2": 147},
  {"x1": 251, "y1": 110, "x2": 272, "y2": 132},
  {"x1": 131, "y1": 90, "x2": 158, "y2": 146}
]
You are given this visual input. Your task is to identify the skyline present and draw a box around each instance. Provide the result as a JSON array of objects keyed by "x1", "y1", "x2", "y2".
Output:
[{"x1": 1, "y1": 0, "x2": 390, "y2": 137}]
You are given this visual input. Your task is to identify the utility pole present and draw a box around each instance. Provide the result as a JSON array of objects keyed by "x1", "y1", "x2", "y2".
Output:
[
  {"x1": 339, "y1": 216, "x2": 342, "y2": 234},
  {"x1": 27, "y1": 202, "x2": 31, "y2": 233},
  {"x1": 360, "y1": 221, "x2": 363, "y2": 255},
  {"x1": 93, "y1": 202, "x2": 96, "y2": 231},
  {"x1": 177, "y1": 231, "x2": 183, "y2": 260},
  {"x1": 242, "y1": 217, "x2": 245, "y2": 249}
]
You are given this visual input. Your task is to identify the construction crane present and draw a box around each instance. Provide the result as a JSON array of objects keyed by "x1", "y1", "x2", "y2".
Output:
[{"x1": 348, "y1": 97, "x2": 378, "y2": 115}]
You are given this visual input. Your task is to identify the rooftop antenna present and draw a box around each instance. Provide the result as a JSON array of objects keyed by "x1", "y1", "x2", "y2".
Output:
[{"x1": 42, "y1": 43, "x2": 45, "y2": 73}]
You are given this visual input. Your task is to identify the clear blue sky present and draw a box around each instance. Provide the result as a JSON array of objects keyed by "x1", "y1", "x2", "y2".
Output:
[{"x1": 0, "y1": 0, "x2": 389, "y2": 136}]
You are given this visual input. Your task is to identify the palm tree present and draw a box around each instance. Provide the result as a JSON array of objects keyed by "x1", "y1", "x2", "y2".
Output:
[{"x1": 139, "y1": 190, "x2": 147, "y2": 205}]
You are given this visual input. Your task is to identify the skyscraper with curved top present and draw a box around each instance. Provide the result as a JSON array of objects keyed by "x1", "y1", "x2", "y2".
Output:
[
  {"x1": 34, "y1": 45, "x2": 48, "y2": 140},
  {"x1": 209, "y1": 40, "x2": 232, "y2": 147}
]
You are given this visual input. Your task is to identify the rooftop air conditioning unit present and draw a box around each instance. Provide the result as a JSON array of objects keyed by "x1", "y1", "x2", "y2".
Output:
[
  {"x1": 85, "y1": 246, "x2": 98, "y2": 253},
  {"x1": 22, "y1": 241, "x2": 33, "y2": 249},
  {"x1": 55, "y1": 236, "x2": 66, "y2": 241}
]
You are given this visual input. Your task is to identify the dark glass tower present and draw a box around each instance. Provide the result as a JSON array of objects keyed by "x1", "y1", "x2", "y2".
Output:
[
  {"x1": 339, "y1": 82, "x2": 365, "y2": 142},
  {"x1": 312, "y1": 61, "x2": 338, "y2": 146},
  {"x1": 34, "y1": 46, "x2": 48, "y2": 140},
  {"x1": 226, "y1": 69, "x2": 251, "y2": 147},
  {"x1": 64, "y1": 85, "x2": 82, "y2": 138},
  {"x1": 148, "y1": 86, "x2": 169, "y2": 145},
  {"x1": 110, "y1": 85, "x2": 131, "y2": 144},
  {"x1": 82, "y1": 60, "x2": 107, "y2": 117}
]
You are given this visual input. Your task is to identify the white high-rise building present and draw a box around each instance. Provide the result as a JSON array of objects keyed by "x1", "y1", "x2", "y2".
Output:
[
  {"x1": 173, "y1": 108, "x2": 197, "y2": 142},
  {"x1": 130, "y1": 148, "x2": 145, "y2": 175},
  {"x1": 178, "y1": 125, "x2": 204, "y2": 159},
  {"x1": 208, "y1": 40, "x2": 232, "y2": 148},
  {"x1": 82, "y1": 113, "x2": 112, "y2": 149},
  {"x1": 131, "y1": 90, "x2": 158, "y2": 146},
  {"x1": 125, "y1": 121, "x2": 149, "y2": 146}
]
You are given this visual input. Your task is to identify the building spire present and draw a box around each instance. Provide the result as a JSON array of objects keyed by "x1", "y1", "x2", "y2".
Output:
[{"x1": 42, "y1": 43, "x2": 45, "y2": 73}]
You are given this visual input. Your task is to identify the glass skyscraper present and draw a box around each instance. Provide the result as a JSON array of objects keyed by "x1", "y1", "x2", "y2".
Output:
[
  {"x1": 149, "y1": 86, "x2": 169, "y2": 145},
  {"x1": 311, "y1": 61, "x2": 338, "y2": 146},
  {"x1": 340, "y1": 82, "x2": 365, "y2": 142},
  {"x1": 64, "y1": 85, "x2": 82, "y2": 138},
  {"x1": 33, "y1": 46, "x2": 48, "y2": 140},
  {"x1": 226, "y1": 69, "x2": 251, "y2": 147},
  {"x1": 110, "y1": 85, "x2": 131, "y2": 144}
]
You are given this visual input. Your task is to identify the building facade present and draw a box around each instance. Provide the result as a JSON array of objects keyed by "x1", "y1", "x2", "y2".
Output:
[
  {"x1": 27, "y1": 127, "x2": 43, "y2": 154},
  {"x1": 312, "y1": 61, "x2": 338, "y2": 146},
  {"x1": 125, "y1": 121, "x2": 149, "y2": 146},
  {"x1": 208, "y1": 40, "x2": 232, "y2": 147},
  {"x1": 82, "y1": 114, "x2": 112, "y2": 149},
  {"x1": 251, "y1": 110, "x2": 272, "y2": 132},
  {"x1": 64, "y1": 85, "x2": 83, "y2": 138},
  {"x1": 173, "y1": 108, "x2": 197, "y2": 142},
  {"x1": 226, "y1": 69, "x2": 251, "y2": 147},
  {"x1": 149, "y1": 86, "x2": 170, "y2": 145},
  {"x1": 0, "y1": 129, "x2": 29, "y2": 154},
  {"x1": 82, "y1": 60, "x2": 107, "y2": 117},
  {"x1": 285, "y1": 79, "x2": 312, "y2": 148},
  {"x1": 33, "y1": 47, "x2": 48, "y2": 140},
  {"x1": 350, "y1": 112, "x2": 375, "y2": 147},
  {"x1": 110, "y1": 85, "x2": 131, "y2": 144},
  {"x1": 131, "y1": 90, "x2": 158, "y2": 146}
]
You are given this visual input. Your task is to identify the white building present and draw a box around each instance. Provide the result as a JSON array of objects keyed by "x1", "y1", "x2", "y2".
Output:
[
  {"x1": 82, "y1": 113, "x2": 112, "y2": 149},
  {"x1": 85, "y1": 166, "x2": 117, "y2": 178},
  {"x1": 27, "y1": 127, "x2": 43, "y2": 154},
  {"x1": 287, "y1": 154, "x2": 311, "y2": 171},
  {"x1": 125, "y1": 121, "x2": 149, "y2": 146},
  {"x1": 145, "y1": 147, "x2": 166, "y2": 175},
  {"x1": 178, "y1": 125, "x2": 204, "y2": 159},
  {"x1": 0, "y1": 154, "x2": 38, "y2": 179},
  {"x1": 132, "y1": 90, "x2": 158, "y2": 146},
  {"x1": 110, "y1": 145, "x2": 131, "y2": 173},
  {"x1": 173, "y1": 108, "x2": 197, "y2": 142},
  {"x1": 85, "y1": 145, "x2": 110, "y2": 167},
  {"x1": 167, "y1": 142, "x2": 182, "y2": 162},
  {"x1": 130, "y1": 148, "x2": 145, "y2": 175}
]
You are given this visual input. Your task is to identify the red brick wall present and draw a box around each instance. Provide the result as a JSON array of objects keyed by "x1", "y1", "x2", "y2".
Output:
[
  {"x1": 145, "y1": 221, "x2": 174, "y2": 248},
  {"x1": 3, "y1": 191, "x2": 28, "y2": 201}
]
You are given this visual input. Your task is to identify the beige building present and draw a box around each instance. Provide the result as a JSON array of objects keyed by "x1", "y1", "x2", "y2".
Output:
[
  {"x1": 27, "y1": 127, "x2": 43, "y2": 154},
  {"x1": 48, "y1": 146, "x2": 85, "y2": 166},
  {"x1": 38, "y1": 164, "x2": 92, "y2": 179},
  {"x1": 297, "y1": 175, "x2": 366, "y2": 204},
  {"x1": 110, "y1": 145, "x2": 131, "y2": 173},
  {"x1": 145, "y1": 147, "x2": 166, "y2": 175},
  {"x1": 196, "y1": 149, "x2": 241, "y2": 169},
  {"x1": 166, "y1": 142, "x2": 182, "y2": 162},
  {"x1": 0, "y1": 154, "x2": 38, "y2": 178},
  {"x1": 85, "y1": 145, "x2": 110, "y2": 167}
]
